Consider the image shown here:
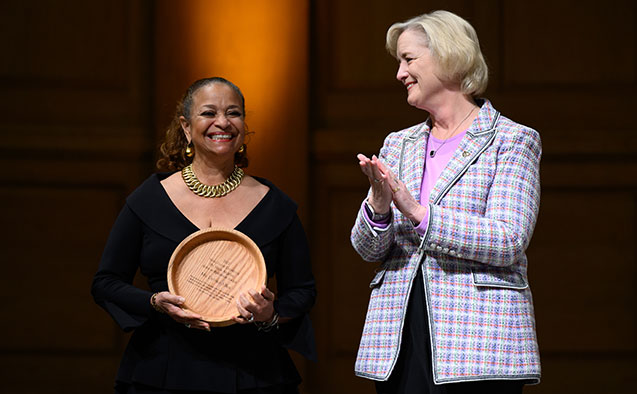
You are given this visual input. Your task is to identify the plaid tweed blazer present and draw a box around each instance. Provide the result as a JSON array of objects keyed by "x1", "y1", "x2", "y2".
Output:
[{"x1": 351, "y1": 99, "x2": 541, "y2": 384}]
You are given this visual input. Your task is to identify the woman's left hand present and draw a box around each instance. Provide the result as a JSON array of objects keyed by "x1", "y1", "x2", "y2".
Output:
[
  {"x1": 234, "y1": 285, "x2": 276, "y2": 324},
  {"x1": 376, "y1": 160, "x2": 428, "y2": 225}
]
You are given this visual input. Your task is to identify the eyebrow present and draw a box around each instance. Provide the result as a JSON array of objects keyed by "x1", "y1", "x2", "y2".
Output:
[{"x1": 200, "y1": 104, "x2": 241, "y2": 110}]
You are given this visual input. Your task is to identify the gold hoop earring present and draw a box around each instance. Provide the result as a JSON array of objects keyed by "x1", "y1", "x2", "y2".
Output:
[
  {"x1": 238, "y1": 144, "x2": 245, "y2": 154},
  {"x1": 185, "y1": 142, "x2": 194, "y2": 158}
]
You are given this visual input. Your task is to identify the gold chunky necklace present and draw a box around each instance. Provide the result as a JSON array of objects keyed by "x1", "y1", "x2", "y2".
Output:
[{"x1": 181, "y1": 164, "x2": 244, "y2": 198}]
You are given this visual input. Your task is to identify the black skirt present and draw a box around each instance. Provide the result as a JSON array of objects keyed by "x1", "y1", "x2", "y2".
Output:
[{"x1": 375, "y1": 268, "x2": 525, "y2": 394}]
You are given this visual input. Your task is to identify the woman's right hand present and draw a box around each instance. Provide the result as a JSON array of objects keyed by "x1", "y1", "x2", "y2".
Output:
[
  {"x1": 357, "y1": 153, "x2": 393, "y2": 214},
  {"x1": 151, "y1": 291, "x2": 211, "y2": 331}
]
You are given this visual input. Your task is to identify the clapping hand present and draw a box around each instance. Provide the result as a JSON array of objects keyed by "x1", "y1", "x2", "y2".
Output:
[
  {"x1": 357, "y1": 153, "x2": 427, "y2": 225},
  {"x1": 357, "y1": 154, "x2": 392, "y2": 215}
]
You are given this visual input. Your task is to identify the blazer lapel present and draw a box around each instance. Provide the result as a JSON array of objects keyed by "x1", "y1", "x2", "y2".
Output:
[
  {"x1": 429, "y1": 100, "x2": 500, "y2": 205},
  {"x1": 399, "y1": 122, "x2": 429, "y2": 203}
]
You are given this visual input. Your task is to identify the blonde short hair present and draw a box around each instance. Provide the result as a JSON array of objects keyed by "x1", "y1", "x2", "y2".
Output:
[{"x1": 386, "y1": 10, "x2": 488, "y2": 96}]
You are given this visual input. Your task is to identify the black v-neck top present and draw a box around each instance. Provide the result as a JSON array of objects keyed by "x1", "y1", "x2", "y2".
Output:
[{"x1": 91, "y1": 173, "x2": 316, "y2": 392}]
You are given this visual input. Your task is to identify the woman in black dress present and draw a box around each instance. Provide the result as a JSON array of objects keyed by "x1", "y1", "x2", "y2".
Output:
[{"x1": 92, "y1": 77, "x2": 316, "y2": 394}]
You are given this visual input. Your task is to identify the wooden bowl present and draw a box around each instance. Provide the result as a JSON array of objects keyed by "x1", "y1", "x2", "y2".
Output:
[{"x1": 167, "y1": 227, "x2": 266, "y2": 326}]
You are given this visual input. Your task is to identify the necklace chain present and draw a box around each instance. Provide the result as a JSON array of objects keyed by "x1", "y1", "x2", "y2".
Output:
[
  {"x1": 181, "y1": 164, "x2": 245, "y2": 198},
  {"x1": 429, "y1": 106, "x2": 476, "y2": 158}
]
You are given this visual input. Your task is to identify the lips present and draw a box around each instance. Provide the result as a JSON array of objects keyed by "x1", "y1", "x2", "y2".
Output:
[{"x1": 405, "y1": 81, "x2": 416, "y2": 90}]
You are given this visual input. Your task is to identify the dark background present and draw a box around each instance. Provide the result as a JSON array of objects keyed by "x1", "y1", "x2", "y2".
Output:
[{"x1": 0, "y1": 0, "x2": 635, "y2": 393}]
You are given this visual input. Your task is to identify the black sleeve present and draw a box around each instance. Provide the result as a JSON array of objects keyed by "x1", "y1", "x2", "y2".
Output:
[{"x1": 91, "y1": 204, "x2": 153, "y2": 331}]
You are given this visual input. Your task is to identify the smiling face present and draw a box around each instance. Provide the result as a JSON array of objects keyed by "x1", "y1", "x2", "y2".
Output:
[
  {"x1": 395, "y1": 29, "x2": 446, "y2": 110},
  {"x1": 180, "y1": 83, "x2": 245, "y2": 162}
]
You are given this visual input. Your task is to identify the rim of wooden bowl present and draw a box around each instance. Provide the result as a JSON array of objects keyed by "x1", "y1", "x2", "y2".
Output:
[{"x1": 167, "y1": 227, "x2": 266, "y2": 326}]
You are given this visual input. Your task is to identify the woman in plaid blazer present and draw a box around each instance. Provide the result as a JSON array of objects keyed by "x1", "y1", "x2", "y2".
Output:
[{"x1": 351, "y1": 11, "x2": 541, "y2": 394}]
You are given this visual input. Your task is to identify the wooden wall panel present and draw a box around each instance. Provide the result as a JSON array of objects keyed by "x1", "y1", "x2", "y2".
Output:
[
  {"x1": 503, "y1": 0, "x2": 635, "y2": 87},
  {"x1": 0, "y1": 356, "x2": 120, "y2": 394},
  {"x1": 0, "y1": 0, "x2": 150, "y2": 132},
  {"x1": 325, "y1": 189, "x2": 373, "y2": 353},
  {"x1": 528, "y1": 189, "x2": 635, "y2": 352},
  {"x1": 0, "y1": 0, "x2": 152, "y2": 392},
  {"x1": 309, "y1": 0, "x2": 636, "y2": 393},
  {"x1": 0, "y1": 186, "x2": 124, "y2": 351},
  {"x1": 0, "y1": 1, "x2": 128, "y2": 87},
  {"x1": 536, "y1": 357, "x2": 635, "y2": 393},
  {"x1": 309, "y1": 162, "x2": 376, "y2": 394}
]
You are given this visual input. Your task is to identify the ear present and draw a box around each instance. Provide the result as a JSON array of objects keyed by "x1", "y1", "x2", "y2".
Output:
[{"x1": 179, "y1": 116, "x2": 192, "y2": 143}]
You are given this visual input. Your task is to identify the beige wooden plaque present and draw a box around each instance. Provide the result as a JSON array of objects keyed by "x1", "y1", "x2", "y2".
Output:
[{"x1": 167, "y1": 228, "x2": 266, "y2": 326}]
